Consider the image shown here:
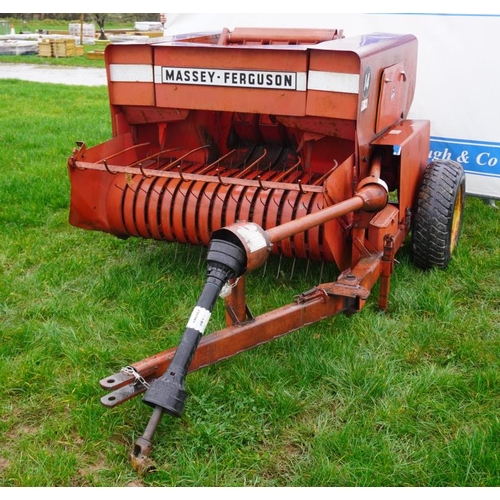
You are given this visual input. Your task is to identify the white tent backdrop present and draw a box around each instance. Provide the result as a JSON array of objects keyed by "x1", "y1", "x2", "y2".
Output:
[{"x1": 163, "y1": 12, "x2": 500, "y2": 199}]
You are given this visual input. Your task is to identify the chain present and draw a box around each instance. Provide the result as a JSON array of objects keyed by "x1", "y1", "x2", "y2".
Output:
[{"x1": 120, "y1": 365, "x2": 150, "y2": 389}]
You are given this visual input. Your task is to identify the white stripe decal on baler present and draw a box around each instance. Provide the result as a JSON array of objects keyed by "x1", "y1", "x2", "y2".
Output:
[
  {"x1": 109, "y1": 64, "x2": 359, "y2": 95},
  {"x1": 109, "y1": 64, "x2": 154, "y2": 83},
  {"x1": 308, "y1": 70, "x2": 360, "y2": 94}
]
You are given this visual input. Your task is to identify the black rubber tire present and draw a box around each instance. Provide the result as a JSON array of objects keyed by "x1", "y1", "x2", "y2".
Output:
[{"x1": 411, "y1": 159, "x2": 466, "y2": 270}]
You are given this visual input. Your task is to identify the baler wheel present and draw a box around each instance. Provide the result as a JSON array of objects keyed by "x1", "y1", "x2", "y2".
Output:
[{"x1": 411, "y1": 159, "x2": 465, "y2": 270}]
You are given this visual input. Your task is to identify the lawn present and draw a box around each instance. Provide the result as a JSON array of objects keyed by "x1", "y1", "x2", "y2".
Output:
[
  {"x1": 0, "y1": 46, "x2": 106, "y2": 68},
  {"x1": 0, "y1": 78, "x2": 499, "y2": 487}
]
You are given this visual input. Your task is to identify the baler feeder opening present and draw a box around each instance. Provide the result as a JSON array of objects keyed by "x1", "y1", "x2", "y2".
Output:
[{"x1": 69, "y1": 108, "x2": 355, "y2": 265}]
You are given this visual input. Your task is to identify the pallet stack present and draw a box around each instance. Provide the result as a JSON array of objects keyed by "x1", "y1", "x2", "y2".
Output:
[
  {"x1": 52, "y1": 39, "x2": 66, "y2": 57},
  {"x1": 37, "y1": 38, "x2": 84, "y2": 58},
  {"x1": 65, "y1": 38, "x2": 76, "y2": 56},
  {"x1": 38, "y1": 39, "x2": 53, "y2": 57}
]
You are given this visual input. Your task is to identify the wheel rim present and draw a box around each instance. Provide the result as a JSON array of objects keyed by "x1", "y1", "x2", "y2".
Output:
[{"x1": 450, "y1": 182, "x2": 464, "y2": 253}]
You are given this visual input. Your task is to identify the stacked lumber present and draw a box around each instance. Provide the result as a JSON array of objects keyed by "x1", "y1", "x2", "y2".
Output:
[
  {"x1": 86, "y1": 50, "x2": 105, "y2": 60},
  {"x1": 38, "y1": 39, "x2": 53, "y2": 57},
  {"x1": 65, "y1": 38, "x2": 76, "y2": 56},
  {"x1": 37, "y1": 38, "x2": 85, "y2": 58},
  {"x1": 52, "y1": 39, "x2": 66, "y2": 57}
]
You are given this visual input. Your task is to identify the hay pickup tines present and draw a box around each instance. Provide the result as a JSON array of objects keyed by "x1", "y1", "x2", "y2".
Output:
[{"x1": 67, "y1": 27, "x2": 465, "y2": 472}]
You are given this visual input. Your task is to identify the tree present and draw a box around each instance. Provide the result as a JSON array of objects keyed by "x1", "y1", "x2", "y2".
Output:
[{"x1": 94, "y1": 14, "x2": 107, "y2": 40}]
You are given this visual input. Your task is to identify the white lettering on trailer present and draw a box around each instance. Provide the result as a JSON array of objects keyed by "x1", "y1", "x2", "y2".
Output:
[
  {"x1": 307, "y1": 70, "x2": 360, "y2": 94},
  {"x1": 109, "y1": 64, "x2": 154, "y2": 83},
  {"x1": 159, "y1": 66, "x2": 306, "y2": 91}
]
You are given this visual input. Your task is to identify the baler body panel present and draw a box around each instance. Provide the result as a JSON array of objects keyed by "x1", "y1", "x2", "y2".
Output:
[{"x1": 153, "y1": 45, "x2": 309, "y2": 116}]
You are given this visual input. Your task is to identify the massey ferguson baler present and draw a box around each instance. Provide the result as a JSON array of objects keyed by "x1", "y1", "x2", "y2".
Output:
[{"x1": 67, "y1": 27, "x2": 465, "y2": 471}]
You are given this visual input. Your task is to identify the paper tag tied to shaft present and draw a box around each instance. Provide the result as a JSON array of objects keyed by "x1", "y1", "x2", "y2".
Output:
[{"x1": 186, "y1": 306, "x2": 211, "y2": 333}]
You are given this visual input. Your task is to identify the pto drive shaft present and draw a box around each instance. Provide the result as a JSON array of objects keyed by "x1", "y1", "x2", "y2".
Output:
[{"x1": 131, "y1": 234, "x2": 248, "y2": 468}]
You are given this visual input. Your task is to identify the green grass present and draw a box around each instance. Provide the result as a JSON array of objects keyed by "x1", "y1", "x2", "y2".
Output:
[
  {"x1": 1, "y1": 79, "x2": 500, "y2": 486},
  {"x1": 0, "y1": 45, "x2": 106, "y2": 68}
]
